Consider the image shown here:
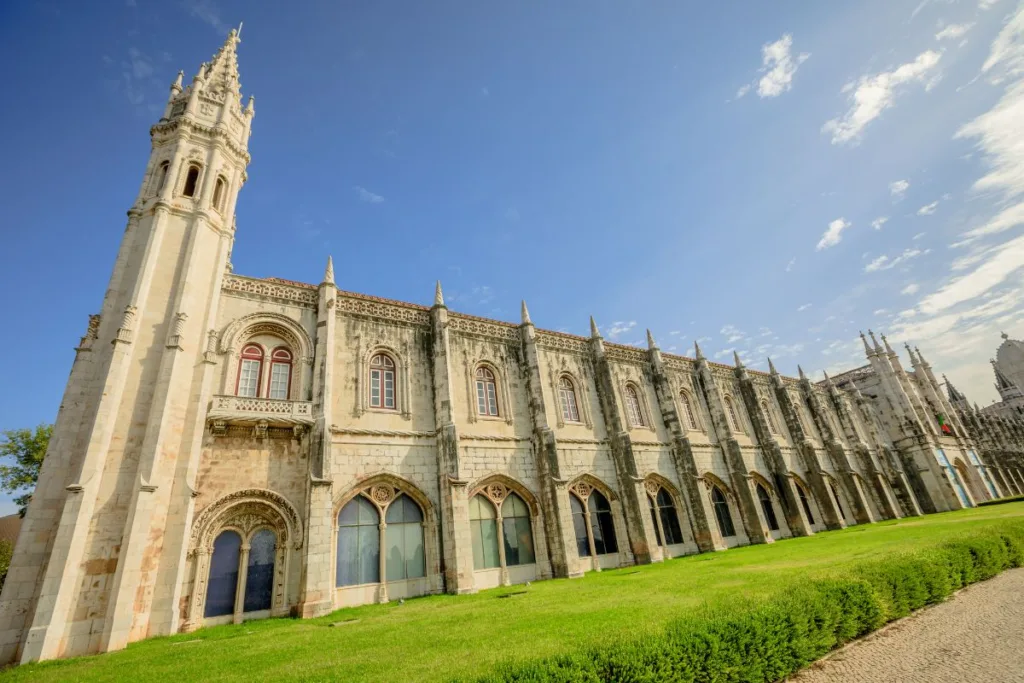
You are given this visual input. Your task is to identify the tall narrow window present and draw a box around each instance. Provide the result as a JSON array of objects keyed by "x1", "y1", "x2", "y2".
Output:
[
  {"x1": 155, "y1": 161, "x2": 170, "y2": 193},
  {"x1": 762, "y1": 401, "x2": 779, "y2": 434},
  {"x1": 680, "y1": 392, "x2": 698, "y2": 431},
  {"x1": 370, "y1": 354, "x2": 397, "y2": 409},
  {"x1": 470, "y1": 495, "x2": 499, "y2": 569},
  {"x1": 796, "y1": 482, "x2": 815, "y2": 525},
  {"x1": 756, "y1": 483, "x2": 780, "y2": 531},
  {"x1": 475, "y1": 367, "x2": 499, "y2": 417},
  {"x1": 501, "y1": 493, "x2": 535, "y2": 566},
  {"x1": 711, "y1": 486, "x2": 736, "y2": 537},
  {"x1": 570, "y1": 494, "x2": 591, "y2": 558},
  {"x1": 183, "y1": 164, "x2": 201, "y2": 197},
  {"x1": 829, "y1": 481, "x2": 846, "y2": 520},
  {"x1": 336, "y1": 496, "x2": 380, "y2": 586},
  {"x1": 653, "y1": 488, "x2": 684, "y2": 545},
  {"x1": 213, "y1": 176, "x2": 227, "y2": 211},
  {"x1": 384, "y1": 495, "x2": 425, "y2": 581},
  {"x1": 588, "y1": 491, "x2": 618, "y2": 555},
  {"x1": 724, "y1": 396, "x2": 741, "y2": 432},
  {"x1": 558, "y1": 376, "x2": 580, "y2": 422},
  {"x1": 243, "y1": 529, "x2": 276, "y2": 613},
  {"x1": 268, "y1": 348, "x2": 292, "y2": 400},
  {"x1": 624, "y1": 385, "x2": 644, "y2": 427},
  {"x1": 236, "y1": 344, "x2": 263, "y2": 397},
  {"x1": 205, "y1": 531, "x2": 241, "y2": 618}
]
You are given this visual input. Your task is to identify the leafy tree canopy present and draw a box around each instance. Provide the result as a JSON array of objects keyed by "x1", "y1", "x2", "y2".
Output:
[{"x1": 0, "y1": 424, "x2": 52, "y2": 517}]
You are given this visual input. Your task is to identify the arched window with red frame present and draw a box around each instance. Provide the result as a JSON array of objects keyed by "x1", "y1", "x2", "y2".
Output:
[
  {"x1": 236, "y1": 344, "x2": 263, "y2": 398},
  {"x1": 268, "y1": 347, "x2": 293, "y2": 400},
  {"x1": 369, "y1": 353, "x2": 396, "y2": 409}
]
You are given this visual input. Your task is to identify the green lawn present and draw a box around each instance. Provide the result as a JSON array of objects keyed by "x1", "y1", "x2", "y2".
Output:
[{"x1": 7, "y1": 502, "x2": 1024, "y2": 682}]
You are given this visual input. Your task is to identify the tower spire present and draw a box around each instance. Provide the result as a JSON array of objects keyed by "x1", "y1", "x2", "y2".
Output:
[
  {"x1": 434, "y1": 281, "x2": 445, "y2": 307},
  {"x1": 589, "y1": 316, "x2": 600, "y2": 338},
  {"x1": 646, "y1": 329, "x2": 657, "y2": 350},
  {"x1": 693, "y1": 340, "x2": 704, "y2": 360},
  {"x1": 733, "y1": 350, "x2": 744, "y2": 368},
  {"x1": 521, "y1": 300, "x2": 532, "y2": 325},
  {"x1": 203, "y1": 28, "x2": 243, "y2": 99},
  {"x1": 322, "y1": 256, "x2": 334, "y2": 286},
  {"x1": 767, "y1": 357, "x2": 778, "y2": 375},
  {"x1": 860, "y1": 331, "x2": 874, "y2": 357}
]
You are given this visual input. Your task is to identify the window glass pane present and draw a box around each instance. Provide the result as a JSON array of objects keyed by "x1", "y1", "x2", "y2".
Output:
[
  {"x1": 385, "y1": 524, "x2": 405, "y2": 581},
  {"x1": 589, "y1": 491, "x2": 614, "y2": 554},
  {"x1": 471, "y1": 518, "x2": 499, "y2": 569},
  {"x1": 486, "y1": 383, "x2": 498, "y2": 416},
  {"x1": 567, "y1": 389, "x2": 579, "y2": 422},
  {"x1": 384, "y1": 371, "x2": 395, "y2": 408},
  {"x1": 337, "y1": 497, "x2": 380, "y2": 586},
  {"x1": 238, "y1": 360, "x2": 260, "y2": 397},
  {"x1": 476, "y1": 381, "x2": 487, "y2": 415},
  {"x1": 470, "y1": 495, "x2": 495, "y2": 520},
  {"x1": 370, "y1": 370, "x2": 381, "y2": 407},
  {"x1": 405, "y1": 523, "x2": 425, "y2": 579},
  {"x1": 570, "y1": 495, "x2": 590, "y2": 557},
  {"x1": 269, "y1": 363, "x2": 289, "y2": 399},
  {"x1": 205, "y1": 531, "x2": 241, "y2": 617},
  {"x1": 712, "y1": 488, "x2": 735, "y2": 537},
  {"x1": 503, "y1": 516, "x2": 535, "y2": 566},
  {"x1": 649, "y1": 496, "x2": 663, "y2": 546},
  {"x1": 243, "y1": 530, "x2": 276, "y2": 612},
  {"x1": 336, "y1": 526, "x2": 358, "y2": 586},
  {"x1": 359, "y1": 526, "x2": 380, "y2": 583}
]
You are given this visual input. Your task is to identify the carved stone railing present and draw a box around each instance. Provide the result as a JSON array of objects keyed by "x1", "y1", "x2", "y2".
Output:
[{"x1": 206, "y1": 395, "x2": 314, "y2": 432}]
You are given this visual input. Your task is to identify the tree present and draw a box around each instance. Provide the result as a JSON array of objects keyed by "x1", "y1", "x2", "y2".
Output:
[{"x1": 0, "y1": 424, "x2": 52, "y2": 517}]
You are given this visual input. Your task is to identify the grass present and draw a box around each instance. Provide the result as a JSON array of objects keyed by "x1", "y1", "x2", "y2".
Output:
[{"x1": 6, "y1": 502, "x2": 1024, "y2": 682}]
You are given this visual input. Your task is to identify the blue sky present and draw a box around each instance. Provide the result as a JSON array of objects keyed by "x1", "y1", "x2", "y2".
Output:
[{"x1": 1, "y1": 1, "x2": 1023, "y2": 513}]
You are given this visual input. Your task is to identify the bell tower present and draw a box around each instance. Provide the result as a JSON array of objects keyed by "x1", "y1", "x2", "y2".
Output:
[{"x1": 0, "y1": 30, "x2": 253, "y2": 663}]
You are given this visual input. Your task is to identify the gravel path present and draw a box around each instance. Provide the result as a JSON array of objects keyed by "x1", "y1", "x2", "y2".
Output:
[{"x1": 789, "y1": 567, "x2": 1024, "y2": 682}]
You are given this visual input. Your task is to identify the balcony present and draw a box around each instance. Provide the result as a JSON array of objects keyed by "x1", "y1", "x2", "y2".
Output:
[{"x1": 207, "y1": 395, "x2": 314, "y2": 435}]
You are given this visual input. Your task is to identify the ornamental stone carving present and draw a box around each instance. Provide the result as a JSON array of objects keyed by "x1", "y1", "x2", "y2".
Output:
[
  {"x1": 115, "y1": 305, "x2": 138, "y2": 344},
  {"x1": 644, "y1": 480, "x2": 661, "y2": 498},
  {"x1": 484, "y1": 482, "x2": 509, "y2": 504},
  {"x1": 570, "y1": 481, "x2": 593, "y2": 499},
  {"x1": 189, "y1": 488, "x2": 303, "y2": 554},
  {"x1": 369, "y1": 484, "x2": 395, "y2": 506},
  {"x1": 166, "y1": 311, "x2": 188, "y2": 349}
]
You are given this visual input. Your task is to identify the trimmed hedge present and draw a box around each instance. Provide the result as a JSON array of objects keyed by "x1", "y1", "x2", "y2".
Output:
[{"x1": 465, "y1": 522, "x2": 1024, "y2": 683}]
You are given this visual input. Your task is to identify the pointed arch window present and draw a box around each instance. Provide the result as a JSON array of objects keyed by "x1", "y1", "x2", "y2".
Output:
[
  {"x1": 711, "y1": 485, "x2": 736, "y2": 538},
  {"x1": 470, "y1": 495, "x2": 500, "y2": 569},
  {"x1": 204, "y1": 531, "x2": 242, "y2": 618},
  {"x1": 476, "y1": 367, "x2": 499, "y2": 417},
  {"x1": 384, "y1": 495, "x2": 426, "y2": 581},
  {"x1": 268, "y1": 348, "x2": 292, "y2": 400},
  {"x1": 213, "y1": 176, "x2": 227, "y2": 211},
  {"x1": 335, "y1": 491, "x2": 426, "y2": 589},
  {"x1": 370, "y1": 354, "x2": 397, "y2": 409},
  {"x1": 648, "y1": 487, "x2": 684, "y2": 546},
  {"x1": 501, "y1": 493, "x2": 535, "y2": 566},
  {"x1": 236, "y1": 344, "x2": 263, "y2": 398},
  {"x1": 558, "y1": 376, "x2": 581, "y2": 423},
  {"x1": 336, "y1": 496, "x2": 380, "y2": 586},
  {"x1": 828, "y1": 480, "x2": 847, "y2": 520},
  {"x1": 756, "y1": 483, "x2": 780, "y2": 531},
  {"x1": 624, "y1": 385, "x2": 645, "y2": 427},
  {"x1": 762, "y1": 400, "x2": 779, "y2": 434},
  {"x1": 243, "y1": 529, "x2": 277, "y2": 613},
  {"x1": 796, "y1": 481, "x2": 816, "y2": 525},
  {"x1": 570, "y1": 489, "x2": 618, "y2": 557},
  {"x1": 155, "y1": 161, "x2": 170, "y2": 193},
  {"x1": 183, "y1": 164, "x2": 201, "y2": 198},
  {"x1": 680, "y1": 391, "x2": 699, "y2": 431},
  {"x1": 723, "y1": 396, "x2": 741, "y2": 432}
]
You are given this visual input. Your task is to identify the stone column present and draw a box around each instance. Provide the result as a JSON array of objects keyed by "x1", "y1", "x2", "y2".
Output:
[
  {"x1": 646, "y1": 333, "x2": 725, "y2": 551},
  {"x1": 430, "y1": 284, "x2": 475, "y2": 594},
  {"x1": 518, "y1": 302, "x2": 579, "y2": 578}
]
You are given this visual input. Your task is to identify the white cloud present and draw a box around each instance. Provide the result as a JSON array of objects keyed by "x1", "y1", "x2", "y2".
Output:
[
  {"x1": 720, "y1": 324, "x2": 746, "y2": 343},
  {"x1": 918, "y1": 233, "x2": 1024, "y2": 314},
  {"x1": 823, "y1": 50, "x2": 942, "y2": 145},
  {"x1": 890, "y1": 179, "x2": 911, "y2": 198},
  {"x1": 872, "y1": 216, "x2": 889, "y2": 230},
  {"x1": 902, "y1": 283, "x2": 921, "y2": 295},
  {"x1": 913, "y1": 231, "x2": 928, "y2": 240},
  {"x1": 607, "y1": 321, "x2": 637, "y2": 340},
  {"x1": 864, "y1": 248, "x2": 925, "y2": 272},
  {"x1": 354, "y1": 186, "x2": 384, "y2": 203},
  {"x1": 954, "y1": 201, "x2": 1024, "y2": 245},
  {"x1": 736, "y1": 84, "x2": 751, "y2": 99},
  {"x1": 980, "y1": 0, "x2": 1003, "y2": 8},
  {"x1": 936, "y1": 23, "x2": 974, "y2": 41},
  {"x1": 816, "y1": 218, "x2": 851, "y2": 250},
  {"x1": 785, "y1": 257, "x2": 796, "y2": 272},
  {"x1": 917, "y1": 201, "x2": 939, "y2": 215},
  {"x1": 757, "y1": 34, "x2": 810, "y2": 98},
  {"x1": 798, "y1": 303, "x2": 813, "y2": 312}
]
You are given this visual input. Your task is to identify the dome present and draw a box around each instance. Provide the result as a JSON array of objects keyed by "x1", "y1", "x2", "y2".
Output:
[{"x1": 994, "y1": 332, "x2": 1024, "y2": 393}]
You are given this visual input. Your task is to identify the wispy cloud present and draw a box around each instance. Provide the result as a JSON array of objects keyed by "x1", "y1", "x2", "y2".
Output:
[
  {"x1": 757, "y1": 34, "x2": 810, "y2": 97},
  {"x1": 785, "y1": 257, "x2": 796, "y2": 272},
  {"x1": 936, "y1": 23, "x2": 975, "y2": 41},
  {"x1": 606, "y1": 321, "x2": 637, "y2": 341},
  {"x1": 720, "y1": 324, "x2": 746, "y2": 343},
  {"x1": 913, "y1": 231, "x2": 927, "y2": 240},
  {"x1": 917, "y1": 201, "x2": 939, "y2": 215},
  {"x1": 816, "y1": 218, "x2": 851, "y2": 250},
  {"x1": 890, "y1": 179, "x2": 911, "y2": 198},
  {"x1": 823, "y1": 50, "x2": 942, "y2": 145},
  {"x1": 864, "y1": 248, "x2": 925, "y2": 272},
  {"x1": 798, "y1": 303, "x2": 813, "y2": 312},
  {"x1": 872, "y1": 216, "x2": 889, "y2": 230},
  {"x1": 901, "y1": 283, "x2": 921, "y2": 295},
  {"x1": 354, "y1": 186, "x2": 385, "y2": 203}
]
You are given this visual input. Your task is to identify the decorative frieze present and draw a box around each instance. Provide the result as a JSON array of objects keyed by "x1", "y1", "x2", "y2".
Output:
[
  {"x1": 536, "y1": 331, "x2": 588, "y2": 354},
  {"x1": 222, "y1": 275, "x2": 318, "y2": 308},
  {"x1": 336, "y1": 295, "x2": 430, "y2": 326},
  {"x1": 448, "y1": 314, "x2": 521, "y2": 343},
  {"x1": 604, "y1": 343, "x2": 648, "y2": 365},
  {"x1": 207, "y1": 395, "x2": 313, "y2": 429}
]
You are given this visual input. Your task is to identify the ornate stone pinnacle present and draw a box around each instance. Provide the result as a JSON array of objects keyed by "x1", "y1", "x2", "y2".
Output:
[
  {"x1": 589, "y1": 316, "x2": 600, "y2": 338},
  {"x1": 323, "y1": 255, "x2": 335, "y2": 286},
  {"x1": 798, "y1": 365, "x2": 807, "y2": 381},
  {"x1": 646, "y1": 329, "x2": 657, "y2": 350},
  {"x1": 434, "y1": 281, "x2": 444, "y2": 307},
  {"x1": 767, "y1": 357, "x2": 778, "y2": 375},
  {"x1": 694, "y1": 340, "x2": 704, "y2": 360},
  {"x1": 521, "y1": 300, "x2": 532, "y2": 325},
  {"x1": 860, "y1": 331, "x2": 873, "y2": 357},
  {"x1": 733, "y1": 350, "x2": 744, "y2": 368}
]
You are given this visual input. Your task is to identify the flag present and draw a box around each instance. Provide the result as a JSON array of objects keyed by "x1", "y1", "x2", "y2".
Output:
[{"x1": 937, "y1": 414, "x2": 952, "y2": 435}]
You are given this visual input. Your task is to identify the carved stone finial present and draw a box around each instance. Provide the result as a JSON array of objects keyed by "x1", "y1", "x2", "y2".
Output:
[
  {"x1": 798, "y1": 365, "x2": 807, "y2": 381},
  {"x1": 166, "y1": 312, "x2": 189, "y2": 349},
  {"x1": 589, "y1": 316, "x2": 600, "y2": 338},
  {"x1": 881, "y1": 333, "x2": 896, "y2": 355},
  {"x1": 767, "y1": 357, "x2": 778, "y2": 375},
  {"x1": 434, "y1": 280, "x2": 445, "y2": 307},
  {"x1": 860, "y1": 331, "x2": 873, "y2": 357},
  {"x1": 323, "y1": 255, "x2": 335, "y2": 286},
  {"x1": 172, "y1": 70, "x2": 184, "y2": 91},
  {"x1": 521, "y1": 300, "x2": 532, "y2": 325},
  {"x1": 78, "y1": 314, "x2": 101, "y2": 350},
  {"x1": 868, "y1": 329, "x2": 883, "y2": 353},
  {"x1": 646, "y1": 329, "x2": 657, "y2": 350},
  {"x1": 733, "y1": 350, "x2": 744, "y2": 368},
  {"x1": 115, "y1": 305, "x2": 138, "y2": 344},
  {"x1": 694, "y1": 340, "x2": 704, "y2": 360}
]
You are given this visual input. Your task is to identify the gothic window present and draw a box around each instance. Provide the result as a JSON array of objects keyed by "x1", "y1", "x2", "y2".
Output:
[
  {"x1": 558, "y1": 376, "x2": 581, "y2": 423},
  {"x1": 648, "y1": 487, "x2": 684, "y2": 546},
  {"x1": 828, "y1": 480, "x2": 847, "y2": 520},
  {"x1": 723, "y1": 396, "x2": 741, "y2": 433},
  {"x1": 242, "y1": 529, "x2": 277, "y2": 613},
  {"x1": 336, "y1": 490, "x2": 426, "y2": 588},
  {"x1": 336, "y1": 496, "x2": 380, "y2": 586},
  {"x1": 183, "y1": 164, "x2": 201, "y2": 198},
  {"x1": 476, "y1": 367, "x2": 499, "y2": 417},
  {"x1": 796, "y1": 481, "x2": 815, "y2": 525},
  {"x1": 624, "y1": 385, "x2": 645, "y2": 427},
  {"x1": 384, "y1": 495, "x2": 426, "y2": 581},
  {"x1": 756, "y1": 483, "x2": 780, "y2": 531},
  {"x1": 570, "y1": 488, "x2": 618, "y2": 557},
  {"x1": 762, "y1": 401, "x2": 779, "y2": 434},
  {"x1": 236, "y1": 344, "x2": 263, "y2": 398},
  {"x1": 213, "y1": 176, "x2": 227, "y2": 211},
  {"x1": 470, "y1": 495, "x2": 499, "y2": 569},
  {"x1": 268, "y1": 348, "x2": 292, "y2": 400},
  {"x1": 370, "y1": 354, "x2": 397, "y2": 410},
  {"x1": 711, "y1": 485, "x2": 736, "y2": 538},
  {"x1": 680, "y1": 391, "x2": 699, "y2": 431},
  {"x1": 155, "y1": 161, "x2": 170, "y2": 193},
  {"x1": 501, "y1": 493, "x2": 535, "y2": 566},
  {"x1": 204, "y1": 530, "x2": 242, "y2": 618}
]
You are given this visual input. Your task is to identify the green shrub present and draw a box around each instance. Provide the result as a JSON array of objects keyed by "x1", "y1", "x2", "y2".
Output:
[{"x1": 468, "y1": 522, "x2": 1024, "y2": 683}]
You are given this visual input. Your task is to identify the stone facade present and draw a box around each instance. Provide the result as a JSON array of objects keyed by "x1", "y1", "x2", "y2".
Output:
[{"x1": 2, "y1": 31, "x2": 1024, "y2": 665}]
